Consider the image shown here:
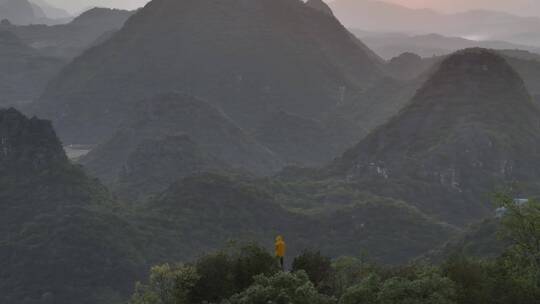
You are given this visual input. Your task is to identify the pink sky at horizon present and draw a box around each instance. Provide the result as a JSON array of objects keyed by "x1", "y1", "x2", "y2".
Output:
[{"x1": 328, "y1": 0, "x2": 540, "y2": 16}]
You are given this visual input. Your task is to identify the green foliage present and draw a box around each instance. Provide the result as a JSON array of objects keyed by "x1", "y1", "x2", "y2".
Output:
[
  {"x1": 226, "y1": 271, "x2": 336, "y2": 304},
  {"x1": 495, "y1": 193, "x2": 540, "y2": 274},
  {"x1": 191, "y1": 244, "x2": 279, "y2": 303},
  {"x1": 130, "y1": 264, "x2": 199, "y2": 304},
  {"x1": 191, "y1": 251, "x2": 236, "y2": 303},
  {"x1": 441, "y1": 253, "x2": 540, "y2": 304},
  {"x1": 340, "y1": 267, "x2": 457, "y2": 304},
  {"x1": 330, "y1": 256, "x2": 380, "y2": 297},
  {"x1": 129, "y1": 238, "x2": 540, "y2": 304},
  {"x1": 131, "y1": 244, "x2": 279, "y2": 304},
  {"x1": 233, "y1": 244, "x2": 280, "y2": 292},
  {"x1": 441, "y1": 255, "x2": 490, "y2": 304},
  {"x1": 292, "y1": 250, "x2": 333, "y2": 290}
]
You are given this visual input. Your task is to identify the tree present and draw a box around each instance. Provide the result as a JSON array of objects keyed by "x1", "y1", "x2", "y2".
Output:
[
  {"x1": 339, "y1": 274, "x2": 381, "y2": 304},
  {"x1": 233, "y1": 243, "x2": 280, "y2": 291},
  {"x1": 441, "y1": 254, "x2": 490, "y2": 304},
  {"x1": 292, "y1": 250, "x2": 333, "y2": 289},
  {"x1": 191, "y1": 243, "x2": 279, "y2": 303},
  {"x1": 130, "y1": 263, "x2": 199, "y2": 304},
  {"x1": 495, "y1": 193, "x2": 540, "y2": 272},
  {"x1": 340, "y1": 267, "x2": 456, "y2": 304},
  {"x1": 227, "y1": 271, "x2": 336, "y2": 304},
  {"x1": 331, "y1": 256, "x2": 378, "y2": 297},
  {"x1": 378, "y1": 268, "x2": 456, "y2": 304}
]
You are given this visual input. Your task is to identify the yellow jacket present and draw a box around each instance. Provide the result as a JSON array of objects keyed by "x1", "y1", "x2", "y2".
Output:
[{"x1": 275, "y1": 236, "x2": 286, "y2": 258}]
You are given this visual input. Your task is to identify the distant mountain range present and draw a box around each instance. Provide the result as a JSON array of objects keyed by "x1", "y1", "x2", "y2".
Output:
[
  {"x1": 0, "y1": 0, "x2": 71, "y2": 25},
  {"x1": 0, "y1": 7, "x2": 134, "y2": 108},
  {"x1": 30, "y1": 0, "x2": 71, "y2": 19},
  {"x1": 0, "y1": 30, "x2": 65, "y2": 107},
  {"x1": 0, "y1": 7, "x2": 133, "y2": 59},
  {"x1": 354, "y1": 32, "x2": 540, "y2": 59},
  {"x1": 329, "y1": 0, "x2": 540, "y2": 47}
]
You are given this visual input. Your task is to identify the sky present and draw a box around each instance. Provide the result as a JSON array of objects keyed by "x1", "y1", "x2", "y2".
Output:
[
  {"x1": 44, "y1": 0, "x2": 540, "y2": 17},
  {"x1": 382, "y1": 0, "x2": 540, "y2": 16}
]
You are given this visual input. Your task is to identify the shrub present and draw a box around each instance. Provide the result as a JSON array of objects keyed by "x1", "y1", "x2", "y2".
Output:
[
  {"x1": 292, "y1": 250, "x2": 333, "y2": 290},
  {"x1": 227, "y1": 271, "x2": 336, "y2": 304}
]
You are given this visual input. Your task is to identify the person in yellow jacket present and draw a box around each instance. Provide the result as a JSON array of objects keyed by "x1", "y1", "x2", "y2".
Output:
[{"x1": 275, "y1": 235, "x2": 286, "y2": 270}]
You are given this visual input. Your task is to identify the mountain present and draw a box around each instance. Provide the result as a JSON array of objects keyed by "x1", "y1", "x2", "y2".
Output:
[
  {"x1": 0, "y1": 109, "x2": 457, "y2": 302},
  {"x1": 139, "y1": 173, "x2": 456, "y2": 264},
  {"x1": 68, "y1": 6, "x2": 132, "y2": 28},
  {"x1": 0, "y1": 0, "x2": 38, "y2": 25},
  {"x1": 80, "y1": 92, "x2": 282, "y2": 193},
  {"x1": 380, "y1": 49, "x2": 540, "y2": 107},
  {"x1": 113, "y1": 135, "x2": 228, "y2": 201},
  {"x1": 329, "y1": 49, "x2": 540, "y2": 225},
  {"x1": 0, "y1": 7, "x2": 133, "y2": 59},
  {"x1": 33, "y1": 0, "x2": 384, "y2": 144},
  {"x1": 0, "y1": 108, "x2": 147, "y2": 304},
  {"x1": 501, "y1": 52, "x2": 540, "y2": 104},
  {"x1": 0, "y1": 30, "x2": 65, "y2": 106},
  {"x1": 254, "y1": 110, "x2": 355, "y2": 166},
  {"x1": 426, "y1": 218, "x2": 506, "y2": 263},
  {"x1": 305, "y1": 0, "x2": 334, "y2": 16},
  {"x1": 385, "y1": 52, "x2": 436, "y2": 80},
  {"x1": 30, "y1": 0, "x2": 71, "y2": 20},
  {"x1": 355, "y1": 32, "x2": 540, "y2": 60},
  {"x1": 0, "y1": 0, "x2": 66, "y2": 25},
  {"x1": 330, "y1": 0, "x2": 540, "y2": 47}
]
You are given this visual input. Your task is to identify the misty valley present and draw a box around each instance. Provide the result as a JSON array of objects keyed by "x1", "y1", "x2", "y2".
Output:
[{"x1": 1, "y1": 0, "x2": 540, "y2": 303}]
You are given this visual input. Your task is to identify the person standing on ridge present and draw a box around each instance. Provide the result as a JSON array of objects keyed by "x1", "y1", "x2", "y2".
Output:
[{"x1": 275, "y1": 235, "x2": 286, "y2": 270}]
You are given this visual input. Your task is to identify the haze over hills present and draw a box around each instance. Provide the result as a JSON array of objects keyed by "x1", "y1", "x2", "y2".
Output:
[
  {"x1": 2, "y1": 0, "x2": 540, "y2": 303},
  {"x1": 81, "y1": 92, "x2": 282, "y2": 197},
  {"x1": 0, "y1": 7, "x2": 133, "y2": 59},
  {"x1": 355, "y1": 32, "x2": 540, "y2": 59},
  {"x1": 33, "y1": 0, "x2": 384, "y2": 145},
  {"x1": 0, "y1": 108, "x2": 458, "y2": 303},
  {"x1": 0, "y1": 108, "x2": 148, "y2": 304},
  {"x1": 0, "y1": 0, "x2": 41, "y2": 25},
  {"x1": 328, "y1": 49, "x2": 540, "y2": 225},
  {"x1": 30, "y1": 0, "x2": 71, "y2": 20},
  {"x1": 0, "y1": 30, "x2": 65, "y2": 107},
  {"x1": 0, "y1": 0, "x2": 71, "y2": 25},
  {"x1": 329, "y1": 0, "x2": 540, "y2": 47},
  {"x1": 0, "y1": 6, "x2": 133, "y2": 108}
]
